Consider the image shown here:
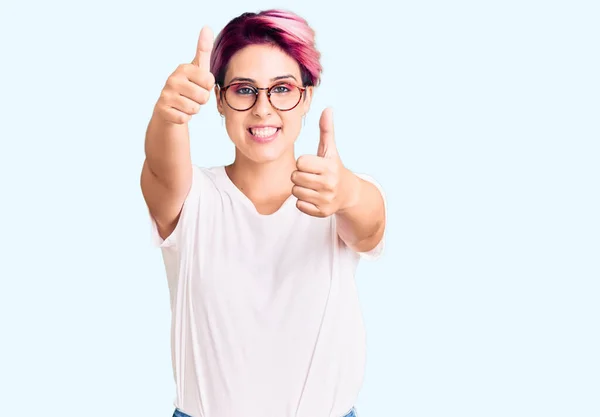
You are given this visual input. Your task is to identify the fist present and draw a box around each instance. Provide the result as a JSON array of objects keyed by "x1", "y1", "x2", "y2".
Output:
[
  {"x1": 154, "y1": 26, "x2": 216, "y2": 125},
  {"x1": 291, "y1": 108, "x2": 357, "y2": 217}
]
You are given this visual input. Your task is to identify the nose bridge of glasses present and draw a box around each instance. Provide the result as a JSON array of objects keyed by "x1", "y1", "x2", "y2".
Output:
[{"x1": 254, "y1": 87, "x2": 273, "y2": 107}]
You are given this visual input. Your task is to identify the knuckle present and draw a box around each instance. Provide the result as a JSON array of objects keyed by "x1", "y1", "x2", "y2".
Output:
[
  {"x1": 321, "y1": 204, "x2": 333, "y2": 216},
  {"x1": 178, "y1": 63, "x2": 192, "y2": 75},
  {"x1": 199, "y1": 89, "x2": 210, "y2": 103},
  {"x1": 159, "y1": 91, "x2": 172, "y2": 106},
  {"x1": 198, "y1": 71, "x2": 210, "y2": 87},
  {"x1": 297, "y1": 155, "x2": 308, "y2": 168},
  {"x1": 174, "y1": 65, "x2": 186, "y2": 78},
  {"x1": 201, "y1": 72, "x2": 215, "y2": 90},
  {"x1": 207, "y1": 72, "x2": 216, "y2": 88},
  {"x1": 165, "y1": 76, "x2": 178, "y2": 90},
  {"x1": 177, "y1": 113, "x2": 189, "y2": 124}
]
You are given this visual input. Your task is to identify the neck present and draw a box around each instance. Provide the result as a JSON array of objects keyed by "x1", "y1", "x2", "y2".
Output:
[{"x1": 226, "y1": 149, "x2": 297, "y2": 202}]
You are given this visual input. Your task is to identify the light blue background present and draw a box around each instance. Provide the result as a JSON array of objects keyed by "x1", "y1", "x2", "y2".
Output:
[{"x1": 0, "y1": 0, "x2": 598, "y2": 416}]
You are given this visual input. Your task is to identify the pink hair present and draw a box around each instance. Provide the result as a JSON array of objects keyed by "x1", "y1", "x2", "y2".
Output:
[{"x1": 210, "y1": 9, "x2": 322, "y2": 87}]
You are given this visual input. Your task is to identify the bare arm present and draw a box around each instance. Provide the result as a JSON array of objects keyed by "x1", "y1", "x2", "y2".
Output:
[
  {"x1": 291, "y1": 108, "x2": 386, "y2": 254},
  {"x1": 140, "y1": 118, "x2": 191, "y2": 240},
  {"x1": 140, "y1": 26, "x2": 215, "y2": 240},
  {"x1": 335, "y1": 172, "x2": 386, "y2": 253}
]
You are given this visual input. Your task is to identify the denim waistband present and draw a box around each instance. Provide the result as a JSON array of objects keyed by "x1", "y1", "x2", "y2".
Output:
[{"x1": 173, "y1": 406, "x2": 357, "y2": 417}]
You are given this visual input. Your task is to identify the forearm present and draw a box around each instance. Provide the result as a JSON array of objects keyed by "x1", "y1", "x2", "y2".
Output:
[
  {"x1": 336, "y1": 170, "x2": 386, "y2": 253},
  {"x1": 144, "y1": 110, "x2": 192, "y2": 188}
]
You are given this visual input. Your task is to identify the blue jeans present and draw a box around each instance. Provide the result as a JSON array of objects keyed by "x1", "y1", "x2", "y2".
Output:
[{"x1": 173, "y1": 406, "x2": 358, "y2": 417}]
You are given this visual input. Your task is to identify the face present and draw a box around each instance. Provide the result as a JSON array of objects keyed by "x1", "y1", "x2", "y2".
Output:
[{"x1": 216, "y1": 44, "x2": 313, "y2": 164}]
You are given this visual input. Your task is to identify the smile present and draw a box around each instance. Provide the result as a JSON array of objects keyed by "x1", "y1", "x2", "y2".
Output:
[{"x1": 247, "y1": 126, "x2": 281, "y2": 143}]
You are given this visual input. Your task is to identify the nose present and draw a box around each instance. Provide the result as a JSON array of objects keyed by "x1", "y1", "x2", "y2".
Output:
[{"x1": 252, "y1": 88, "x2": 272, "y2": 117}]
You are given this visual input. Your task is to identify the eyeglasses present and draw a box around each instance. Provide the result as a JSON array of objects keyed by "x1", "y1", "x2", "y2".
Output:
[{"x1": 219, "y1": 82, "x2": 306, "y2": 112}]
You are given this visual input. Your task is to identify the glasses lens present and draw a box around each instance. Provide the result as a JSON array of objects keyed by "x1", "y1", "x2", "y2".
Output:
[
  {"x1": 269, "y1": 83, "x2": 301, "y2": 110},
  {"x1": 225, "y1": 84, "x2": 257, "y2": 110}
]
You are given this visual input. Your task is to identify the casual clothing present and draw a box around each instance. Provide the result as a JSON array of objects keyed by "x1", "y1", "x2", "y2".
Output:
[
  {"x1": 150, "y1": 165, "x2": 385, "y2": 417},
  {"x1": 173, "y1": 406, "x2": 358, "y2": 417}
]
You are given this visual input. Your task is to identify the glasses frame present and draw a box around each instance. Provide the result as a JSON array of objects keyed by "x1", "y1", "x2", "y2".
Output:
[{"x1": 218, "y1": 82, "x2": 307, "y2": 112}]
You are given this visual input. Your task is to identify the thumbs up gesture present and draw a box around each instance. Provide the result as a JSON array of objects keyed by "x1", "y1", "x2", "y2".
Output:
[
  {"x1": 154, "y1": 26, "x2": 216, "y2": 125},
  {"x1": 292, "y1": 108, "x2": 359, "y2": 217}
]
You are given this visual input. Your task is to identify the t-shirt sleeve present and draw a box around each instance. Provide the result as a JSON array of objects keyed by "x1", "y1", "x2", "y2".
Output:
[
  {"x1": 148, "y1": 165, "x2": 204, "y2": 249},
  {"x1": 351, "y1": 173, "x2": 387, "y2": 261}
]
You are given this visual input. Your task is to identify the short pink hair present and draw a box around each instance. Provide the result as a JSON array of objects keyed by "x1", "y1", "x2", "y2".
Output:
[{"x1": 210, "y1": 9, "x2": 322, "y2": 87}]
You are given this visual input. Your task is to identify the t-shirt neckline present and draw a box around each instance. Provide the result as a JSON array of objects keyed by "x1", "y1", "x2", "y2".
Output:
[{"x1": 216, "y1": 165, "x2": 297, "y2": 218}]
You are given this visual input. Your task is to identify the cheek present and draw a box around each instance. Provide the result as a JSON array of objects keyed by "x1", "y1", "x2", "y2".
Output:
[
  {"x1": 282, "y1": 113, "x2": 302, "y2": 134},
  {"x1": 224, "y1": 114, "x2": 247, "y2": 134}
]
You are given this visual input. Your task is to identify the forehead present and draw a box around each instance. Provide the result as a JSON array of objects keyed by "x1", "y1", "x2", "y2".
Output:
[{"x1": 224, "y1": 44, "x2": 302, "y2": 84}]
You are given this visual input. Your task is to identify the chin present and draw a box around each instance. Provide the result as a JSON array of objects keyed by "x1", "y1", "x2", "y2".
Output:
[{"x1": 242, "y1": 143, "x2": 288, "y2": 164}]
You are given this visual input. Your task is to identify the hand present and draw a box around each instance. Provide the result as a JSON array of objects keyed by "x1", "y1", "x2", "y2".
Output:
[
  {"x1": 292, "y1": 108, "x2": 359, "y2": 217},
  {"x1": 153, "y1": 26, "x2": 216, "y2": 125}
]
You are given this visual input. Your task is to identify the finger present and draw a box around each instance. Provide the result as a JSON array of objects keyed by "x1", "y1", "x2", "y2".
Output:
[
  {"x1": 184, "y1": 66, "x2": 216, "y2": 91},
  {"x1": 296, "y1": 155, "x2": 328, "y2": 174},
  {"x1": 169, "y1": 94, "x2": 202, "y2": 116},
  {"x1": 168, "y1": 75, "x2": 211, "y2": 104},
  {"x1": 159, "y1": 107, "x2": 192, "y2": 125},
  {"x1": 191, "y1": 26, "x2": 213, "y2": 70},
  {"x1": 296, "y1": 200, "x2": 324, "y2": 217},
  {"x1": 180, "y1": 84, "x2": 211, "y2": 106},
  {"x1": 181, "y1": 80, "x2": 212, "y2": 105},
  {"x1": 291, "y1": 170, "x2": 324, "y2": 191},
  {"x1": 318, "y1": 107, "x2": 337, "y2": 158},
  {"x1": 291, "y1": 185, "x2": 322, "y2": 205}
]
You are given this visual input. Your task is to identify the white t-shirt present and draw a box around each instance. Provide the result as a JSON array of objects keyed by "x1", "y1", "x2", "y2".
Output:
[{"x1": 149, "y1": 165, "x2": 386, "y2": 417}]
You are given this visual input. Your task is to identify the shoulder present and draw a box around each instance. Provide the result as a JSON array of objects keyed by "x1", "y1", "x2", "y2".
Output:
[
  {"x1": 189, "y1": 164, "x2": 226, "y2": 193},
  {"x1": 149, "y1": 164, "x2": 225, "y2": 249},
  {"x1": 191, "y1": 163, "x2": 219, "y2": 180}
]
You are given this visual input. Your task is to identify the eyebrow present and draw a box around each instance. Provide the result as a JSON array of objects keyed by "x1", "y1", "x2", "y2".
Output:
[{"x1": 227, "y1": 74, "x2": 298, "y2": 84}]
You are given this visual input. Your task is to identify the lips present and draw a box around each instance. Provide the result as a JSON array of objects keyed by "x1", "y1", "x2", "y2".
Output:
[
  {"x1": 246, "y1": 125, "x2": 282, "y2": 143},
  {"x1": 248, "y1": 126, "x2": 280, "y2": 138}
]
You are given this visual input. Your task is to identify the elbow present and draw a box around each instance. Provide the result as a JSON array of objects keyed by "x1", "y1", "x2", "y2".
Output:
[{"x1": 348, "y1": 219, "x2": 385, "y2": 253}]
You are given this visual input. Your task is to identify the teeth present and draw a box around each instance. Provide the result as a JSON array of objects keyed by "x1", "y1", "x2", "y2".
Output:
[{"x1": 250, "y1": 127, "x2": 278, "y2": 137}]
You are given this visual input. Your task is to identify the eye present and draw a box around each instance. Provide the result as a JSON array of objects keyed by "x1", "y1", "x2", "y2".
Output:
[
  {"x1": 233, "y1": 84, "x2": 257, "y2": 95},
  {"x1": 271, "y1": 83, "x2": 293, "y2": 94}
]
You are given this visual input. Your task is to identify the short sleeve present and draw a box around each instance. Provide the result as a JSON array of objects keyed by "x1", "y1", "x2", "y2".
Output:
[
  {"x1": 353, "y1": 173, "x2": 387, "y2": 261},
  {"x1": 148, "y1": 165, "x2": 204, "y2": 249}
]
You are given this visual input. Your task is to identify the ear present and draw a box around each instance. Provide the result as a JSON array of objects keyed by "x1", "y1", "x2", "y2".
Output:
[
  {"x1": 214, "y1": 85, "x2": 224, "y2": 114},
  {"x1": 301, "y1": 86, "x2": 314, "y2": 115}
]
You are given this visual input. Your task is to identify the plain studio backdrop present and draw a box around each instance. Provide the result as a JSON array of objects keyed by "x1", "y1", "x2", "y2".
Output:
[{"x1": 0, "y1": 0, "x2": 598, "y2": 415}]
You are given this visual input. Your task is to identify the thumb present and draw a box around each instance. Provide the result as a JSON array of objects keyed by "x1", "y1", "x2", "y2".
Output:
[
  {"x1": 191, "y1": 26, "x2": 213, "y2": 70},
  {"x1": 318, "y1": 107, "x2": 337, "y2": 158}
]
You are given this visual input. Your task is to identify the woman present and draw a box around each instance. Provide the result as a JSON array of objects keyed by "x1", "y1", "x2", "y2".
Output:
[{"x1": 141, "y1": 9, "x2": 386, "y2": 417}]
